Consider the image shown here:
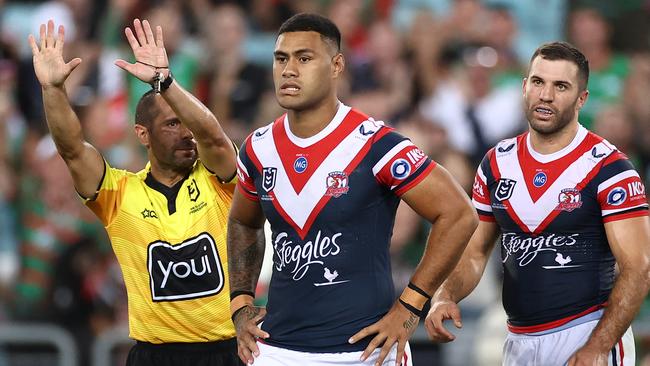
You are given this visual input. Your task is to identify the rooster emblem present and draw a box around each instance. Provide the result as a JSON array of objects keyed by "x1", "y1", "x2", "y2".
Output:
[
  {"x1": 555, "y1": 253, "x2": 572, "y2": 266},
  {"x1": 323, "y1": 267, "x2": 338, "y2": 282}
]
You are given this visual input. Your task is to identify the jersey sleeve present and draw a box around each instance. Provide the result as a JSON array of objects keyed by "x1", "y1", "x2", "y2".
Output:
[
  {"x1": 595, "y1": 152, "x2": 648, "y2": 222},
  {"x1": 473, "y1": 159, "x2": 494, "y2": 222},
  {"x1": 236, "y1": 138, "x2": 259, "y2": 201},
  {"x1": 371, "y1": 129, "x2": 436, "y2": 196},
  {"x1": 83, "y1": 160, "x2": 129, "y2": 226}
]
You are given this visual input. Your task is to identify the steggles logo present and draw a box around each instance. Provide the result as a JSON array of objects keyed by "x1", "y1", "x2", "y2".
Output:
[
  {"x1": 502, "y1": 232, "x2": 579, "y2": 267},
  {"x1": 273, "y1": 231, "x2": 342, "y2": 281}
]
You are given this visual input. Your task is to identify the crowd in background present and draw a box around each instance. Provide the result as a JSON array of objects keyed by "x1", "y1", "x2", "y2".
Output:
[{"x1": 1, "y1": 0, "x2": 650, "y2": 364}]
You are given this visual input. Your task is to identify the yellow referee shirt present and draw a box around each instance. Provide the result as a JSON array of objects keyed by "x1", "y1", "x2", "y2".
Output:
[{"x1": 85, "y1": 160, "x2": 236, "y2": 343}]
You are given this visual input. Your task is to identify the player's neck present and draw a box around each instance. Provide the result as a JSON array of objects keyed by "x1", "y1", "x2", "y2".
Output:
[
  {"x1": 286, "y1": 98, "x2": 339, "y2": 138},
  {"x1": 529, "y1": 121, "x2": 580, "y2": 155},
  {"x1": 149, "y1": 161, "x2": 190, "y2": 187}
]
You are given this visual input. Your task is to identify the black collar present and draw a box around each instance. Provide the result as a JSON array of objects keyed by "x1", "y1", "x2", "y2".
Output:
[{"x1": 144, "y1": 171, "x2": 190, "y2": 215}]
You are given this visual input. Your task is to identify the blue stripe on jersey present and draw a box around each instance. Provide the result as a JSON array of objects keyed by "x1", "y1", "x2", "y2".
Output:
[{"x1": 588, "y1": 156, "x2": 636, "y2": 188}]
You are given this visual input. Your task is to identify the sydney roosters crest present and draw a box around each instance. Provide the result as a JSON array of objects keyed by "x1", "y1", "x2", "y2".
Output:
[
  {"x1": 325, "y1": 171, "x2": 349, "y2": 198},
  {"x1": 556, "y1": 188, "x2": 582, "y2": 212}
]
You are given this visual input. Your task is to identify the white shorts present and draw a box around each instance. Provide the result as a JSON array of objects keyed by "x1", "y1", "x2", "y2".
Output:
[
  {"x1": 252, "y1": 341, "x2": 413, "y2": 366},
  {"x1": 503, "y1": 318, "x2": 634, "y2": 366}
]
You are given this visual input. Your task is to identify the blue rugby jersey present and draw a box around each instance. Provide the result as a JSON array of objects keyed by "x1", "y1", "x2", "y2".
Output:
[
  {"x1": 236, "y1": 104, "x2": 435, "y2": 352},
  {"x1": 472, "y1": 125, "x2": 648, "y2": 333}
]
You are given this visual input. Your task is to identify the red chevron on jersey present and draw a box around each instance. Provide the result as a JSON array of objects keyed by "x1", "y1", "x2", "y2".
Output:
[
  {"x1": 517, "y1": 131, "x2": 609, "y2": 203},
  {"x1": 246, "y1": 105, "x2": 389, "y2": 239},
  {"x1": 492, "y1": 128, "x2": 615, "y2": 234},
  {"x1": 272, "y1": 108, "x2": 369, "y2": 194}
]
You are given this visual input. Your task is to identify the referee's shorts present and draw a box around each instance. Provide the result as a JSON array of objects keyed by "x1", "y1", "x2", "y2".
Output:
[{"x1": 126, "y1": 338, "x2": 243, "y2": 366}]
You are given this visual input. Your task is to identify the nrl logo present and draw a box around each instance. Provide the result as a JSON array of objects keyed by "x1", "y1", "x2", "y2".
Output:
[
  {"x1": 495, "y1": 178, "x2": 516, "y2": 201},
  {"x1": 262, "y1": 167, "x2": 277, "y2": 192}
]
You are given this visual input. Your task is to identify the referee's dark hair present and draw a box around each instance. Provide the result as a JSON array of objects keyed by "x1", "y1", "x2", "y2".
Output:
[
  {"x1": 529, "y1": 41, "x2": 590, "y2": 91},
  {"x1": 135, "y1": 89, "x2": 160, "y2": 127},
  {"x1": 278, "y1": 13, "x2": 341, "y2": 53}
]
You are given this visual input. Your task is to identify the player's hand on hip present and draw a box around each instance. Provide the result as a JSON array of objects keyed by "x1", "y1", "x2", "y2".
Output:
[
  {"x1": 566, "y1": 345, "x2": 608, "y2": 366},
  {"x1": 232, "y1": 305, "x2": 269, "y2": 365},
  {"x1": 114, "y1": 18, "x2": 169, "y2": 83},
  {"x1": 348, "y1": 301, "x2": 419, "y2": 366},
  {"x1": 424, "y1": 300, "x2": 462, "y2": 343},
  {"x1": 29, "y1": 20, "x2": 81, "y2": 88}
]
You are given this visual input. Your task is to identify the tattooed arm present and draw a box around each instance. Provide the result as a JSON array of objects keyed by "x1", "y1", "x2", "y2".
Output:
[{"x1": 227, "y1": 189, "x2": 267, "y2": 364}]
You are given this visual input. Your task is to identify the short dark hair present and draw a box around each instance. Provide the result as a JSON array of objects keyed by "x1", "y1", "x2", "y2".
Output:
[
  {"x1": 529, "y1": 41, "x2": 589, "y2": 90},
  {"x1": 278, "y1": 13, "x2": 341, "y2": 52},
  {"x1": 135, "y1": 90, "x2": 160, "y2": 127}
]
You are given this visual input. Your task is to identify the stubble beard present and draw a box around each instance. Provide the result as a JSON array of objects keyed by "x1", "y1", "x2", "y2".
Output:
[{"x1": 526, "y1": 100, "x2": 578, "y2": 136}]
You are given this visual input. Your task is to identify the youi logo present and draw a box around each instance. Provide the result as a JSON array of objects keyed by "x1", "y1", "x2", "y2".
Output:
[
  {"x1": 294, "y1": 156, "x2": 308, "y2": 173},
  {"x1": 533, "y1": 172, "x2": 547, "y2": 187}
]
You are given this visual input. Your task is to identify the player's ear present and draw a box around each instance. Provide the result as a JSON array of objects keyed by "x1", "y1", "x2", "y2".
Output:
[
  {"x1": 576, "y1": 89, "x2": 589, "y2": 110},
  {"x1": 134, "y1": 124, "x2": 150, "y2": 148},
  {"x1": 332, "y1": 53, "x2": 345, "y2": 78}
]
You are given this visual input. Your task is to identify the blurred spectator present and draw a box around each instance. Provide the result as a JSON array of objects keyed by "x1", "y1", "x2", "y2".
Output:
[
  {"x1": 346, "y1": 20, "x2": 412, "y2": 121},
  {"x1": 482, "y1": 4, "x2": 522, "y2": 87},
  {"x1": 624, "y1": 53, "x2": 650, "y2": 184},
  {"x1": 568, "y1": 7, "x2": 630, "y2": 129},
  {"x1": 419, "y1": 44, "x2": 526, "y2": 165},
  {"x1": 0, "y1": 39, "x2": 21, "y2": 302},
  {"x1": 484, "y1": 0, "x2": 568, "y2": 63},
  {"x1": 592, "y1": 103, "x2": 640, "y2": 167},
  {"x1": 196, "y1": 3, "x2": 268, "y2": 145},
  {"x1": 13, "y1": 136, "x2": 106, "y2": 320}
]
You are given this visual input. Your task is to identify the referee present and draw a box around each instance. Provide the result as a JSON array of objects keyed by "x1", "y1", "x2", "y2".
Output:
[{"x1": 30, "y1": 19, "x2": 242, "y2": 365}]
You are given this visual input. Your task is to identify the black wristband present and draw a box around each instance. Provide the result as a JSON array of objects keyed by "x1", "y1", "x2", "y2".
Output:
[
  {"x1": 399, "y1": 298, "x2": 423, "y2": 317},
  {"x1": 231, "y1": 304, "x2": 251, "y2": 321},
  {"x1": 408, "y1": 281, "x2": 432, "y2": 300},
  {"x1": 230, "y1": 290, "x2": 255, "y2": 300}
]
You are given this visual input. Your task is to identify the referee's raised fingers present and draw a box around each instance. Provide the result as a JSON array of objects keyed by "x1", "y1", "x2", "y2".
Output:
[
  {"x1": 39, "y1": 23, "x2": 46, "y2": 49},
  {"x1": 46, "y1": 20, "x2": 55, "y2": 48},
  {"x1": 28, "y1": 35, "x2": 39, "y2": 56}
]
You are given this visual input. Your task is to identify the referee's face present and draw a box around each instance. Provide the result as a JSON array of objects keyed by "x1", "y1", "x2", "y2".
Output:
[
  {"x1": 147, "y1": 97, "x2": 198, "y2": 172},
  {"x1": 273, "y1": 31, "x2": 343, "y2": 112}
]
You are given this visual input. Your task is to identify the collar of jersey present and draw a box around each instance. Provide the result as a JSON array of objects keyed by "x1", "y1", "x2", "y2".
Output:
[
  {"x1": 282, "y1": 101, "x2": 350, "y2": 148},
  {"x1": 526, "y1": 124, "x2": 588, "y2": 164}
]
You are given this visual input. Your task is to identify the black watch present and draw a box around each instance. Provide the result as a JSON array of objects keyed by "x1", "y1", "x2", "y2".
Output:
[{"x1": 159, "y1": 71, "x2": 174, "y2": 92}]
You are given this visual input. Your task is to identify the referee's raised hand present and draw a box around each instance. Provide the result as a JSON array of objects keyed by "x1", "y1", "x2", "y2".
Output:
[
  {"x1": 115, "y1": 18, "x2": 170, "y2": 84},
  {"x1": 29, "y1": 20, "x2": 81, "y2": 89}
]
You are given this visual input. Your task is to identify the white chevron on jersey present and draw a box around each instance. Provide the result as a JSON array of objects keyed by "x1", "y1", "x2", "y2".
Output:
[
  {"x1": 495, "y1": 137, "x2": 614, "y2": 233},
  {"x1": 250, "y1": 112, "x2": 381, "y2": 232}
]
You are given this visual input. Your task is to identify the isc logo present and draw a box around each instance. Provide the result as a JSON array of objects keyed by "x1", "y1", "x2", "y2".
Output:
[{"x1": 148, "y1": 233, "x2": 224, "y2": 301}]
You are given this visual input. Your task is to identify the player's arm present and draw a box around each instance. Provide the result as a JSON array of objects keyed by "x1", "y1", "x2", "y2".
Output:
[
  {"x1": 115, "y1": 19, "x2": 236, "y2": 180},
  {"x1": 568, "y1": 216, "x2": 650, "y2": 365},
  {"x1": 29, "y1": 20, "x2": 104, "y2": 198},
  {"x1": 424, "y1": 219, "x2": 499, "y2": 342},
  {"x1": 227, "y1": 189, "x2": 268, "y2": 364},
  {"x1": 350, "y1": 165, "x2": 479, "y2": 366}
]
